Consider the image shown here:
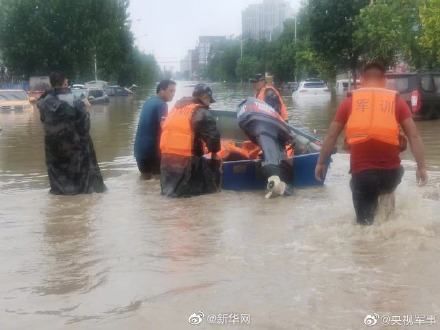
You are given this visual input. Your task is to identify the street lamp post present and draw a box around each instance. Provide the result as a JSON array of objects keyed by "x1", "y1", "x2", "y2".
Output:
[
  {"x1": 94, "y1": 53, "x2": 98, "y2": 81},
  {"x1": 294, "y1": 15, "x2": 297, "y2": 44}
]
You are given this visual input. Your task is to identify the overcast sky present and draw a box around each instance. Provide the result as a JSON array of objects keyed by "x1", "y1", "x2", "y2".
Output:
[{"x1": 128, "y1": 0, "x2": 301, "y2": 71}]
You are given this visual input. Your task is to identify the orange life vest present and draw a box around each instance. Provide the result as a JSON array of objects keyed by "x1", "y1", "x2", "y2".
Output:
[
  {"x1": 216, "y1": 140, "x2": 249, "y2": 161},
  {"x1": 257, "y1": 85, "x2": 289, "y2": 121},
  {"x1": 160, "y1": 103, "x2": 202, "y2": 157},
  {"x1": 346, "y1": 88, "x2": 399, "y2": 146}
]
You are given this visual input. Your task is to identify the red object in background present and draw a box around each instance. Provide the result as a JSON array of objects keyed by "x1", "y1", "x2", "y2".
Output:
[{"x1": 411, "y1": 89, "x2": 422, "y2": 114}]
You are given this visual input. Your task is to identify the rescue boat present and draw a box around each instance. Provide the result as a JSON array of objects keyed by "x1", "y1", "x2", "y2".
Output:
[{"x1": 211, "y1": 110, "x2": 331, "y2": 190}]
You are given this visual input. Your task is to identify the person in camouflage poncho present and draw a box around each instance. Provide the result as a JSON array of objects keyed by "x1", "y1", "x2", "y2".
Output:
[{"x1": 37, "y1": 72, "x2": 106, "y2": 195}]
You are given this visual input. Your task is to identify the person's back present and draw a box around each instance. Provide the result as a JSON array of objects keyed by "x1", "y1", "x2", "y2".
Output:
[
  {"x1": 134, "y1": 80, "x2": 176, "y2": 178},
  {"x1": 160, "y1": 84, "x2": 221, "y2": 197},
  {"x1": 337, "y1": 87, "x2": 407, "y2": 174},
  {"x1": 238, "y1": 97, "x2": 293, "y2": 197},
  {"x1": 39, "y1": 91, "x2": 84, "y2": 155},
  {"x1": 37, "y1": 71, "x2": 106, "y2": 195},
  {"x1": 238, "y1": 97, "x2": 291, "y2": 143},
  {"x1": 315, "y1": 62, "x2": 427, "y2": 224}
]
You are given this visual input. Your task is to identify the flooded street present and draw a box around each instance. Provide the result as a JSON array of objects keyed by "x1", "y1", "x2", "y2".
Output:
[{"x1": 1, "y1": 83, "x2": 440, "y2": 329}]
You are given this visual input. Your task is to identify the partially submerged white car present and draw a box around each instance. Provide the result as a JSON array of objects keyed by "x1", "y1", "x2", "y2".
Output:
[{"x1": 292, "y1": 80, "x2": 331, "y2": 102}]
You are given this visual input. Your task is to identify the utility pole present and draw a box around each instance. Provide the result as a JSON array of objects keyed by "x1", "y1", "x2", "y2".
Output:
[
  {"x1": 94, "y1": 53, "x2": 98, "y2": 81},
  {"x1": 294, "y1": 16, "x2": 298, "y2": 82},
  {"x1": 240, "y1": 36, "x2": 243, "y2": 61},
  {"x1": 240, "y1": 35, "x2": 244, "y2": 84},
  {"x1": 294, "y1": 15, "x2": 297, "y2": 44}
]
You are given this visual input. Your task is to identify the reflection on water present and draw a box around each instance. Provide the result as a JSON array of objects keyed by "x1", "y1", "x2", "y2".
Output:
[{"x1": 0, "y1": 83, "x2": 439, "y2": 329}]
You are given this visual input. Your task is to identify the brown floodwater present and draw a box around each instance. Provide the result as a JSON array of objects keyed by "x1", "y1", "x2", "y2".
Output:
[{"x1": 1, "y1": 83, "x2": 440, "y2": 330}]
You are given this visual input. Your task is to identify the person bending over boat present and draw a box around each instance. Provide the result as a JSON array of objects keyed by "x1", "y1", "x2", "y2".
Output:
[
  {"x1": 37, "y1": 71, "x2": 106, "y2": 195},
  {"x1": 160, "y1": 84, "x2": 221, "y2": 197},
  {"x1": 134, "y1": 80, "x2": 176, "y2": 179},
  {"x1": 315, "y1": 62, "x2": 427, "y2": 225},
  {"x1": 237, "y1": 97, "x2": 294, "y2": 198}
]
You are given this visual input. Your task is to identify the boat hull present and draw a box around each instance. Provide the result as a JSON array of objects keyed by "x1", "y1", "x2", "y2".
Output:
[{"x1": 211, "y1": 110, "x2": 330, "y2": 191}]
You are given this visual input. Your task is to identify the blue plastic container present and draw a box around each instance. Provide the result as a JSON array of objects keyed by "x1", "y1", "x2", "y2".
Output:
[{"x1": 222, "y1": 152, "x2": 329, "y2": 191}]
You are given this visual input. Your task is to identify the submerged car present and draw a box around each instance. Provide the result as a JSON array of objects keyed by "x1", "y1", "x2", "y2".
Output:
[
  {"x1": 72, "y1": 88, "x2": 89, "y2": 100},
  {"x1": 85, "y1": 80, "x2": 108, "y2": 90},
  {"x1": 292, "y1": 80, "x2": 331, "y2": 100},
  {"x1": 87, "y1": 89, "x2": 110, "y2": 104},
  {"x1": 385, "y1": 72, "x2": 440, "y2": 120},
  {"x1": 0, "y1": 90, "x2": 34, "y2": 112},
  {"x1": 105, "y1": 85, "x2": 134, "y2": 97},
  {"x1": 72, "y1": 88, "x2": 109, "y2": 105}
]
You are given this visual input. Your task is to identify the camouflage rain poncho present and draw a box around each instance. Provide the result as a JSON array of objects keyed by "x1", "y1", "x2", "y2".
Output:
[{"x1": 37, "y1": 89, "x2": 106, "y2": 195}]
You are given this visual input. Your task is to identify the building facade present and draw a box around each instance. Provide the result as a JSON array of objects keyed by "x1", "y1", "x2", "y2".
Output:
[
  {"x1": 242, "y1": 0, "x2": 294, "y2": 40},
  {"x1": 180, "y1": 49, "x2": 200, "y2": 80},
  {"x1": 197, "y1": 36, "x2": 226, "y2": 67},
  {"x1": 180, "y1": 36, "x2": 226, "y2": 79}
]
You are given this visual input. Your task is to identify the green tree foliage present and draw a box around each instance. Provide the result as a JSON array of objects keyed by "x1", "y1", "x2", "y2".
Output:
[
  {"x1": 269, "y1": 19, "x2": 297, "y2": 82},
  {"x1": 309, "y1": 0, "x2": 369, "y2": 82},
  {"x1": 354, "y1": 1, "x2": 402, "y2": 66},
  {"x1": 419, "y1": 0, "x2": 440, "y2": 64},
  {"x1": 354, "y1": 0, "x2": 426, "y2": 68},
  {"x1": 118, "y1": 48, "x2": 160, "y2": 86},
  {"x1": 236, "y1": 56, "x2": 261, "y2": 81},
  {"x1": 206, "y1": 40, "x2": 240, "y2": 82},
  {"x1": 0, "y1": 0, "x2": 159, "y2": 85}
]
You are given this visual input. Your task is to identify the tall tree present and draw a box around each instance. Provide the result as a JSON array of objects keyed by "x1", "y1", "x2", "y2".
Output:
[
  {"x1": 236, "y1": 56, "x2": 262, "y2": 81},
  {"x1": 206, "y1": 40, "x2": 240, "y2": 82},
  {"x1": 308, "y1": 0, "x2": 369, "y2": 83},
  {"x1": 355, "y1": 0, "x2": 438, "y2": 69},
  {"x1": 354, "y1": 1, "x2": 402, "y2": 66},
  {"x1": 0, "y1": 0, "x2": 159, "y2": 85},
  {"x1": 419, "y1": 0, "x2": 440, "y2": 65}
]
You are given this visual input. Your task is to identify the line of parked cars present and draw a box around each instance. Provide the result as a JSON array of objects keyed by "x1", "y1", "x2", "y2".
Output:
[
  {"x1": 72, "y1": 83, "x2": 110, "y2": 105},
  {"x1": 291, "y1": 72, "x2": 440, "y2": 120},
  {"x1": 73, "y1": 80, "x2": 136, "y2": 105},
  {"x1": 0, "y1": 78, "x2": 137, "y2": 113}
]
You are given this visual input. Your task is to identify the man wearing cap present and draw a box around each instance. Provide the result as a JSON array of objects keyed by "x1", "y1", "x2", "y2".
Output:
[
  {"x1": 159, "y1": 84, "x2": 222, "y2": 197},
  {"x1": 251, "y1": 73, "x2": 289, "y2": 122}
]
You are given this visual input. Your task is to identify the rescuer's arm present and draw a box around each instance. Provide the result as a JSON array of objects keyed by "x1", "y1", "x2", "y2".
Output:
[
  {"x1": 400, "y1": 117, "x2": 428, "y2": 186},
  {"x1": 264, "y1": 89, "x2": 281, "y2": 114},
  {"x1": 194, "y1": 109, "x2": 221, "y2": 153},
  {"x1": 315, "y1": 121, "x2": 344, "y2": 181}
]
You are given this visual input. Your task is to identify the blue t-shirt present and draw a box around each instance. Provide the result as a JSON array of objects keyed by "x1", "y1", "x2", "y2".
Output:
[{"x1": 134, "y1": 96, "x2": 167, "y2": 160}]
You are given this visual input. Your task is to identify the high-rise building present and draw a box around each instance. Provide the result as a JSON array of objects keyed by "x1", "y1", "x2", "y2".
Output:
[
  {"x1": 180, "y1": 49, "x2": 200, "y2": 80},
  {"x1": 242, "y1": 0, "x2": 294, "y2": 40},
  {"x1": 180, "y1": 36, "x2": 226, "y2": 79},
  {"x1": 197, "y1": 36, "x2": 226, "y2": 66}
]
